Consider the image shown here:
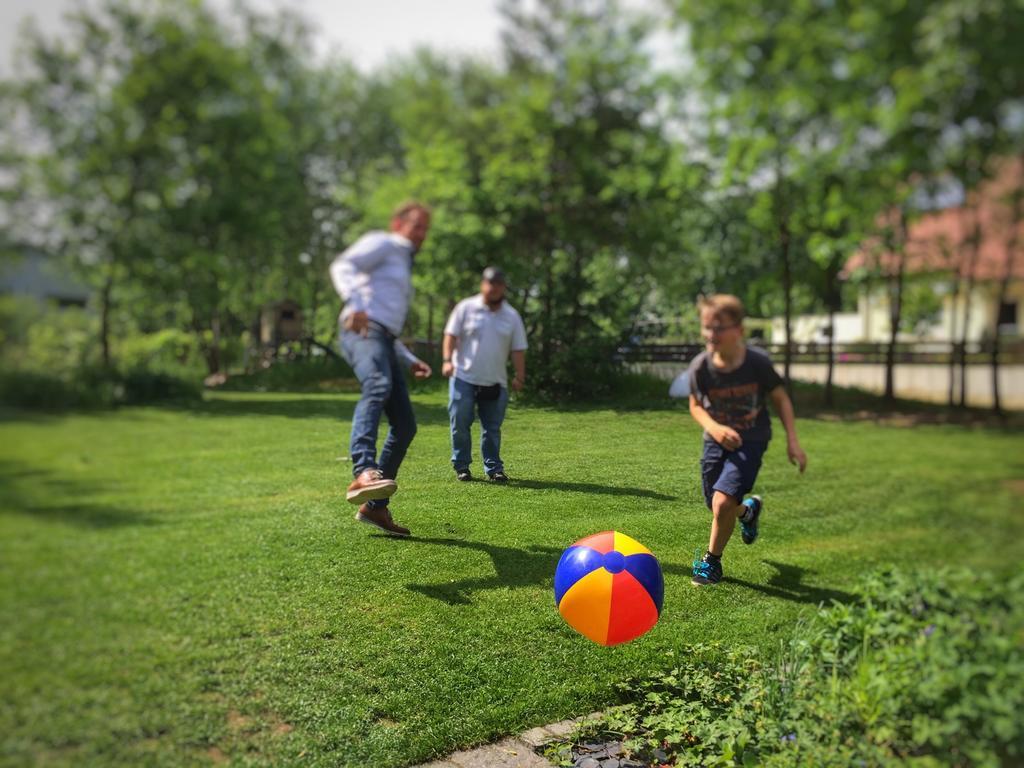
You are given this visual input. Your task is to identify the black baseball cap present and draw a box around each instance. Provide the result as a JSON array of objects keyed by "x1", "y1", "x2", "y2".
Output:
[{"x1": 482, "y1": 266, "x2": 507, "y2": 284}]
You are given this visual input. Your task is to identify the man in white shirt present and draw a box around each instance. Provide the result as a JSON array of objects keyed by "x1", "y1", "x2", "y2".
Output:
[
  {"x1": 442, "y1": 267, "x2": 528, "y2": 483},
  {"x1": 329, "y1": 202, "x2": 433, "y2": 537}
]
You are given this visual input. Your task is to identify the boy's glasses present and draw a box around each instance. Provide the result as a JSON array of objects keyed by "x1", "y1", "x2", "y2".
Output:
[{"x1": 702, "y1": 324, "x2": 738, "y2": 334}]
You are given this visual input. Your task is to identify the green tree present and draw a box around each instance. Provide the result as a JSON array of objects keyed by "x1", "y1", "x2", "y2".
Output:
[
  {"x1": 491, "y1": 0, "x2": 691, "y2": 396},
  {"x1": 4, "y1": 0, "x2": 364, "y2": 375},
  {"x1": 854, "y1": 0, "x2": 1024, "y2": 408},
  {"x1": 800, "y1": 166, "x2": 875, "y2": 406},
  {"x1": 367, "y1": 0, "x2": 693, "y2": 398},
  {"x1": 115, "y1": 2, "x2": 316, "y2": 373},
  {"x1": 4, "y1": 2, "x2": 160, "y2": 368},
  {"x1": 669, "y1": 0, "x2": 859, "y2": 385},
  {"x1": 671, "y1": 0, "x2": 1023, "y2": 408}
]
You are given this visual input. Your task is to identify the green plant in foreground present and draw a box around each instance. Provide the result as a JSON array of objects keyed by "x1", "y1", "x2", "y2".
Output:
[{"x1": 558, "y1": 568, "x2": 1024, "y2": 767}]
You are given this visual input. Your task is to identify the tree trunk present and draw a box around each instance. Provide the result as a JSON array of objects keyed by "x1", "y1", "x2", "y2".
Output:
[
  {"x1": 944, "y1": 222, "x2": 963, "y2": 407},
  {"x1": 825, "y1": 304, "x2": 835, "y2": 407},
  {"x1": 779, "y1": 219, "x2": 793, "y2": 387},
  {"x1": 98, "y1": 157, "x2": 140, "y2": 372},
  {"x1": 947, "y1": 276, "x2": 960, "y2": 408},
  {"x1": 568, "y1": 246, "x2": 584, "y2": 345},
  {"x1": 822, "y1": 251, "x2": 844, "y2": 409},
  {"x1": 309, "y1": 254, "x2": 320, "y2": 345},
  {"x1": 884, "y1": 210, "x2": 908, "y2": 403},
  {"x1": 99, "y1": 271, "x2": 114, "y2": 369},
  {"x1": 958, "y1": 208, "x2": 983, "y2": 408},
  {"x1": 427, "y1": 293, "x2": 435, "y2": 361},
  {"x1": 542, "y1": 255, "x2": 554, "y2": 367},
  {"x1": 247, "y1": 310, "x2": 261, "y2": 373},
  {"x1": 205, "y1": 308, "x2": 223, "y2": 376},
  {"x1": 991, "y1": 190, "x2": 1022, "y2": 416}
]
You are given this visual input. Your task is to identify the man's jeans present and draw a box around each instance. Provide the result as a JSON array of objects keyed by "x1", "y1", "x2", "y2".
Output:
[
  {"x1": 448, "y1": 376, "x2": 509, "y2": 474},
  {"x1": 339, "y1": 326, "x2": 417, "y2": 505}
]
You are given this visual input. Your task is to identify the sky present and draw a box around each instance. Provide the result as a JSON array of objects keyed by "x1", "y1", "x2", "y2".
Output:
[
  {"x1": 0, "y1": 0, "x2": 677, "y2": 77},
  {"x1": 0, "y1": 0, "x2": 506, "y2": 76}
]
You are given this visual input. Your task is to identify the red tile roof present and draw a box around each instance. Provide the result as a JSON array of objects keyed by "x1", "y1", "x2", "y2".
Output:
[{"x1": 846, "y1": 158, "x2": 1024, "y2": 281}]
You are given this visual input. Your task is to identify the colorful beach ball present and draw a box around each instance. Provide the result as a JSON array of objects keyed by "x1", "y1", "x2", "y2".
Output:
[{"x1": 554, "y1": 531, "x2": 664, "y2": 646}]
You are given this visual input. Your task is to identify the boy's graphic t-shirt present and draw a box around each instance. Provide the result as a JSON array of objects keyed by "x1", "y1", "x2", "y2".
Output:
[{"x1": 687, "y1": 346, "x2": 784, "y2": 443}]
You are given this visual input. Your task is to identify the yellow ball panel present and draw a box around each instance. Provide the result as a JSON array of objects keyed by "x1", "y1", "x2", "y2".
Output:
[{"x1": 612, "y1": 531, "x2": 652, "y2": 557}]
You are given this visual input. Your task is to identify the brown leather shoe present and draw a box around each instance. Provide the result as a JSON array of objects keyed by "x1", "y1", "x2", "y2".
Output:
[
  {"x1": 355, "y1": 503, "x2": 410, "y2": 537},
  {"x1": 346, "y1": 468, "x2": 398, "y2": 505}
]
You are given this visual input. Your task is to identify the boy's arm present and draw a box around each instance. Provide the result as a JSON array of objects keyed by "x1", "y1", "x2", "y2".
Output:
[
  {"x1": 689, "y1": 395, "x2": 743, "y2": 450},
  {"x1": 769, "y1": 386, "x2": 807, "y2": 473}
]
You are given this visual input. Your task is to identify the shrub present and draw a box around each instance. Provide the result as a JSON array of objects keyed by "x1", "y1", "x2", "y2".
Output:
[
  {"x1": 117, "y1": 328, "x2": 205, "y2": 378},
  {"x1": 0, "y1": 369, "x2": 101, "y2": 409},
  {"x1": 550, "y1": 567, "x2": 1024, "y2": 767},
  {"x1": 117, "y1": 368, "x2": 201, "y2": 405},
  {"x1": 0, "y1": 299, "x2": 209, "y2": 409},
  {"x1": 218, "y1": 356, "x2": 355, "y2": 392},
  {"x1": 0, "y1": 294, "x2": 46, "y2": 348},
  {"x1": 527, "y1": 337, "x2": 626, "y2": 402},
  {"x1": 1, "y1": 302, "x2": 98, "y2": 374},
  {"x1": 0, "y1": 367, "x2": 199, "y2": 410}
]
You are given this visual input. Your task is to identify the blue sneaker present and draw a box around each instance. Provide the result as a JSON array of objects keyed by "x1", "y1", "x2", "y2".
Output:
[
  {"x1": 740, "y1": 495, "x2": 762, "y2": 545},
  {"x1": 691, "y1": 550, "x2": 723, "y2": 586}
]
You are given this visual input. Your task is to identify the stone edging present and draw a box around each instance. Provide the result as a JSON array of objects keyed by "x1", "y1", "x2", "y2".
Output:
[{"x1": 413, "y1": 712, "x2": 602, "y2": 768}]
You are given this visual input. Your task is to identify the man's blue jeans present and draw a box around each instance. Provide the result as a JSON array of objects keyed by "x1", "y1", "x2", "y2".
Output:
[
  {"x1": 339, "y1": 326, "x2": 417, "y2": 504},
  {"x1": 448, "y1": 377, "x2": 509, "y2": 474}
]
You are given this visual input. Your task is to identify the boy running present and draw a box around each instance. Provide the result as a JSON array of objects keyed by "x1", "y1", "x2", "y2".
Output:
[{"x1": 687, "y1": 295, "x2": 807, "y2": 586}]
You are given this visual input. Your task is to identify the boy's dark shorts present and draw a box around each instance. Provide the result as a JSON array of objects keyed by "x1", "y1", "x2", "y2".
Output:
[{"x1": 701, "y1": 439, "x2": 768, "y2": 509}]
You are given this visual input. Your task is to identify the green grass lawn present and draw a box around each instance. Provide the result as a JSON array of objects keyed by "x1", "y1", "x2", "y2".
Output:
[{"x1": 2, "y1": 389, "x2": 1022, "y2": 767}]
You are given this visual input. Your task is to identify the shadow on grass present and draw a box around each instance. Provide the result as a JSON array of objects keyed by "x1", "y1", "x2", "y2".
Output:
[
  {"x1": 0, "y1": 460, "x2": 157, "y2": 529},
  {"x1": 624, "y1": 557, "x2": 856, "y2": 606},
  {"x1": 391, "y1": 536, "x2": 563, "y2": 605},
  {"x1": 509, "y1": 478, "x2": 677, "y2": 502},
  {"x1": 724, "y1": 559, "x2": 855, "y2": 605},
  {"x1": 789, "y1": 381, "x2": 1024, "y2": 430},
  {"x1": 658, "y1": 557, "x2": 853, "y2": 605},
  {"x1": 397, "y1": 536, "x2": 855, "y2": 608},
  {"x1": 0, "y1": 406, "x2": 65, "y2": 424},
  {"x1": 163, "y1": 394, "x2": 451, "y2": 426}
]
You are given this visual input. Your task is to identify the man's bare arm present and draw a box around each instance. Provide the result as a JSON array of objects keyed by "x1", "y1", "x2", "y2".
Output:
[{"x1": 442, "y1": 334, "x2": 458, "y2": 378}]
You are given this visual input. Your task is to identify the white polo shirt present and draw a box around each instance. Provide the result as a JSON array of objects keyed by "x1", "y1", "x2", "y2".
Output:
[{"x1": 444, "y1": 295, "x2": 528, "y2": 387}]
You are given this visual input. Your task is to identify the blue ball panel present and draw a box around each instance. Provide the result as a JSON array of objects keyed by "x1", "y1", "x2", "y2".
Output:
[{"x1": 554, "y1": 546, "x2": 604, "y2": 605}]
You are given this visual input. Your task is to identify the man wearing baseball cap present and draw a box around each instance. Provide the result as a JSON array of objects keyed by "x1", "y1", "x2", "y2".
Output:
[{"x1": 441, "y1": 267, "x2": 528, "y2": 483}]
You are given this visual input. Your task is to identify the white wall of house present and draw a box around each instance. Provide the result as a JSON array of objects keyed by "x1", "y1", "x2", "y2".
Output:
[
  {"x1": 773, "y1": 278, "x2": 1023, "y2": 344},
  {"x1": 770, "y1": 313, "x2": 861, "y2": 344},
  {"x1": 0, "y1": 249, "x2": 90, "y2": 306},
  {"x1": 787, "y1": 362, "x2": 1024, "y2": 409},
  {"x1": 934, "y1": 282, "x2": 1018, "y2": 342}
]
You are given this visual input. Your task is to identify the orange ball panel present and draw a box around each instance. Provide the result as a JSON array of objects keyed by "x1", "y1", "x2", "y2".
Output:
[{"x1": 558, "y1": 567, "x2": 613, "y2": 645}]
